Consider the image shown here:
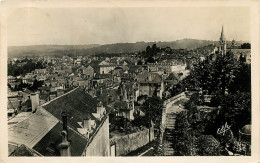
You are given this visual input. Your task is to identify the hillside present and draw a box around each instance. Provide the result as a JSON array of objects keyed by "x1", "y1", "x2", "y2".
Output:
[
  {"x1": 8, "y1": 39, "x2": 247, "y2": 57},
  {"x1": 8, "y1": 44, "x2": 100, "y2": 57}
]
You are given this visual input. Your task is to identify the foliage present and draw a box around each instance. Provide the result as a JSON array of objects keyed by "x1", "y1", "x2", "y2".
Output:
[
  {"x1": 208, "y1": 92, "x2": 251, "y2": 136},
  {"x1": 142, "y1": 44, "x2": 160, "y2": 64},
  {"x1": 186, "y1": 50, "x2": 251, "y2": 95},
  {"x1": 28, "y1": 80, "x2": 44, "y2": 91},
  {"x1": 12, "y1": 82, "x2": 31, "y2": 91},
  {"x1": 168, "y1": 45, "x2": 251, "y2": 156},
  {"x1": 8, "y1": 59, "x2": 46, "y2": 77},
  {"x1": 139, "y1": 96, "x2": 164, "y2": 128},
  {"x1": 131, "y1": 116, "x2": 149, "y2": 128},
  {"x1": 229, "y1": 61, "x2": 251, "y2": 93},
  {"x1": 172, "y1": 111, "x2": 192, "y2": 155},
  {"x1": 231, "y1": 139, "x2": 250, "y2": 155},
  {"x1": 137, "y1": 96, "x2": 164, "y2": 155},
  {"x1": 196, "y1": 135, "x2": 221, "y2": 156},
  {"x1": 240, "y1": 43, "x2": 251, "y2": 49}
]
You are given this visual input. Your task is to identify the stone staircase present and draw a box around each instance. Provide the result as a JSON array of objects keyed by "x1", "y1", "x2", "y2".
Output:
[
  {"x1": 165, "y1": 113, "x2": 176, "y2": 130},
  {"x1": 162, "y1": 92, "x2": 190, "y2": 156},
  {"x1": 163, "y1": 111, "x2": 177, "y2": 155}
]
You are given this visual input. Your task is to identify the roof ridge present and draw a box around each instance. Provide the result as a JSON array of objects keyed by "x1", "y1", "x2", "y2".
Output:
[
  {"x1": 41, "y1": 87, "x2": 79, "y2": 107},
  {"x1": 24, "y1": 144, "x2": 44, "y2": 156},
  {"x1": 57, "y1": 121, "x2": 87, "y2": 140},
  {"x1": 26, "y1": 109, "x2": 59, "y2": 148}
]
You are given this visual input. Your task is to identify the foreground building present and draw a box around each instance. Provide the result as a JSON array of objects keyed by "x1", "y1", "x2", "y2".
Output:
[{"x1": 8, "y1": 88, "x2": 110, "y2": 156}]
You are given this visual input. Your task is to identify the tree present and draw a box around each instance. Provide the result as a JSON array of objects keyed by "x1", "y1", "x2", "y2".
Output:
[
  {"x1": 241, "y1": 43, "x2": 251, "y2": 49},
  {"x1": 146, "y1": 57, "x2": 155, "y2": 64},
  {"x1": 151, "y1": 44, "x2": 158, "y2": 57},
  {"x1": 229, "y1": 60, "x2": 251, "y2": 94},
  {"x1": 140, "y1": 96, "x2": 164, "y2": 128},
  {"x1": 146, "y1": 46, "x2": 151, "y2": 58},
  {"x1": 172, "y1": 110, "x2": 200, "y2": 155}
]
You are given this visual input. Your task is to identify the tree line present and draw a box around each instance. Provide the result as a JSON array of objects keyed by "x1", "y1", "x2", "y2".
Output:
[{"x1": 8, "y1": 59, "x2": 46, "y2": 77}]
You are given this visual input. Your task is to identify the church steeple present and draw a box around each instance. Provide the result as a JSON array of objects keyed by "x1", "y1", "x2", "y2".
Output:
[
  {"x1": 220, "y1": 25, "x2": 226, "y2": 43},
  {"x1": 219, "y1": 25, "x2": 227, "y2": 55}
]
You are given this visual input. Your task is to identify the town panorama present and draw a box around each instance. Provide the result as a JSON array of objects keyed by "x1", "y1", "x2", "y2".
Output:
[{"x1": 7, "y1": 26, "x2": 251, "y2": 156}]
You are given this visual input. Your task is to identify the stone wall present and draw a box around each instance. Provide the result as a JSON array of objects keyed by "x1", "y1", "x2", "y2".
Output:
[{"x1": 110, "y1": 127, "x2": 154, "y2": 156}]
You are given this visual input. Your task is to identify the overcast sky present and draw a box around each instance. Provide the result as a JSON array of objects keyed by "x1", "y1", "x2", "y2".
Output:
[{"x1": 7, "y1": 7, "x2": 250, "y2": 46}]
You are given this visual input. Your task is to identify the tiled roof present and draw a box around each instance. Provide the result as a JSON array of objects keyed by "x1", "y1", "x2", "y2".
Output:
[
  {"x1": 113, "y1": 101, "x2": 130, "y2": 111},
  {"x1": 89, "y1": 60, "x2": 102, "y2": 66},
  {"x1": 165, "y1": 72, "x2": 180, "y2": 82},
  {"x1": 8, "y1": 112, "x2": 33, "y2": 128},
  {"x1": 124, "y1": 82, "x2": 138, "y2": 92},
  {"x1": 8, "y1": 109, "x2": 59, "y2": 148},
  {"x1": 94, "y1": 74, "x2": 112, "y2": 79},
  {"x1": 42, "y1": 88, "x2": 98, "y2": 131},
  {"x1": 33, "y1": 122, "x2": 87, "y2": 156},
  {"x1": 9, "y1": 144, "x2": 42, "y2": 156},
  {"x1": 7, "y1": 97, "x2": 20, "y2": 110},
  {"x1": 21, "y1": 99, "x2": 31, "y2": 107},
  {"x1": 8, "y1": 88, "x2": 108, "y2": 156},
  {"x1": 136, "y1": 72, "x2": 162, "y2": 83}
]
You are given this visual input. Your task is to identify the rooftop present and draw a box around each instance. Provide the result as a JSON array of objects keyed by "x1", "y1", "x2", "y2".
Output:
[
  {"x1": 8, "y1": 109, "x2": 59, "y2": 148},
  {"x1": 42, "y1": 88, "x2": 99, "y2": 131},
  {"x1": 136, "y1": 72, "x2": 162, "y2": 83}
]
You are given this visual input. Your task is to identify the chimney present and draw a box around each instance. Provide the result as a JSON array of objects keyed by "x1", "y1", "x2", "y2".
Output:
[
  {"x1": 83, "y1": 119, "x2": 91, "y2": 131},
  {"x1": 30, "y1": 93, "x2": 39, "y2": 112},
  {"x1": 97, "y1": 101, "x2": 104, "y2": 117},
  {"x1": 62, "y1": 112, "x2": 68, "y2": 135},
  {"x1": 59, "y1": 111, "x2": 71, "y2": 156},
  {"x1": 85, "y1": 131, "x2": 90, "y2": 140},
  {"x1": 18, "y1": 100, "x2": 22, "y2": 111},
  {"x1": 59, "y1": 131, "x2": 71, "y2": 156}
]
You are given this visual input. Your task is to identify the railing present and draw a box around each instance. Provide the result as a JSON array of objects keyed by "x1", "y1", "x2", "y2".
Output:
[{"x1": 163, "y1": 92, "x2": 186, "y2": 106}]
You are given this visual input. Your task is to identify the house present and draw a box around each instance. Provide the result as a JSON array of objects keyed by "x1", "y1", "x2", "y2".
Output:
[
  {"x1": 113, "y1": 67, "x2": 124, "y2": 76},
  {"x1": 136, "y1": 71, "x2": 165, "y2": 99},
  {"x1": 36, "y1": 75, "x2": 47, "y2": 81},
  {"x1": 100, "y1": 65, "x2": 116, "y2": 74},
  {"x1": 8, "y1": 88, "x2": 110, "y2": 156},
  {"x1": 120, "y1": 82, "x2": 138, "y2": 102},
  {"x1": 72, "y1": 79, "x2": 89, "y2": 88},
  {"x1": 98, "y1": 60, "x2": 116, "y2": 74},
  {"x1": 92, "y1": 74, "x2": 113, "y2": 88},
  {"x1": 84, "y1": 65, "x2": 95, "y2": 78},
  {"x1": 78, "y1": 65, "x2": 95, "y2": 78},
  {"x1": 97, "y1": 87, "x2": 121, "y2": 105},
  {"x1": 113, "y1": 101, "x2": 134, "y2": 121},
  {"x1": 34, "y1": 69, "x2": 47, "y2": 75},
  {"x1": 164, "y1": 72, "x2": 180, "y2": 87}
]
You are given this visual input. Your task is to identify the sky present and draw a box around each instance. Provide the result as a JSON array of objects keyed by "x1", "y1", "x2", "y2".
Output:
[{"x1": 7, "y1": 7, "x2": 250, "y2": 46}]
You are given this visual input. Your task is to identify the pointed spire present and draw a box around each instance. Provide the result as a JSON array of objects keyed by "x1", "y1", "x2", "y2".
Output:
[{"x1": 220, "y1": 25, "x2": 226, "y2": 42}]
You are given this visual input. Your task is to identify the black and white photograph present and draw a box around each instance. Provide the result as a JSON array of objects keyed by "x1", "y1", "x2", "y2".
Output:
[{"x1": 1, "y1": 0, "x2": 259, "y2": 161}]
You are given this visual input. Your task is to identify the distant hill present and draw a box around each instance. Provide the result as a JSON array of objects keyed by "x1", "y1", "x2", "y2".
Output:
[
  {"x1": 8, "y1": 44, "x2": 100, "y2": 57},
  {"x1": 8, "y1": 39, "x2": 247, "y2": 57}
]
